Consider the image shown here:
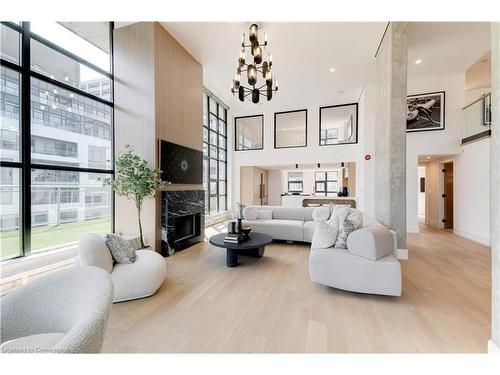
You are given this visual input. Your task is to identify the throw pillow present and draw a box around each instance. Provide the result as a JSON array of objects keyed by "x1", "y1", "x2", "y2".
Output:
[
  {"x1": 335, "y1": 210, "x2": 363, "y2": 249},
  {"x1": 257, "y1": 209, "x2": 273, "y2": 220},
  {"x1": 243, "y1": 206, "x2": 258, "y2": 220},
  {"x1": 312, "y1": 206, "x2": 331, "y2": 222},
  {"x1": 311, "y1": 215, "x2": 339, "y2": 249},
  {"x1": 330, "y1": 205, "x2": 350, "y2": 226},
  {"x1": 105, "y1": 234, "x2": 137, "y2": 264},
  {"x1": 127, "y1": 237, "x2": 142, "y2": 250}
]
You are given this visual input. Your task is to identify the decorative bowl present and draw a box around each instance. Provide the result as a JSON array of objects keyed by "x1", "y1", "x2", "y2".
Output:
[{"x1": 240, "y1": 225, "x2": 252, "y2": 235}]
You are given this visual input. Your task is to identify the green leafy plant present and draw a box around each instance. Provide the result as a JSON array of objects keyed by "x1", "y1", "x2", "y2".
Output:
[{"x1": 103, "y1": 145, "x2": 169, "y2": 248}]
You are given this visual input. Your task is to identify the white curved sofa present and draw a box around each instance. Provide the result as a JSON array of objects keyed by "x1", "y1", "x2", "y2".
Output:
[
  {"x1": 243, "y1": 205, "x2": 402, "y2": 296},
  {"x1": 77, "y1": 234, "x2": 166, "y2": 303},
  {"x1": 0, "y1": 266, "x2": 113, "y2": 353}
]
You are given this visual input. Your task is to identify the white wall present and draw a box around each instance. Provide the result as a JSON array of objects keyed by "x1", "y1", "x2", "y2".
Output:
[
  {"x1": 406, "y1": 72, "x2": 491, "y2": 245},
  {"x1": 406, "y1": 72, "x2": 465, "y2": 233},
  {"x1": 359, "y1": 85, "x2": 376, "y2": 217},
  {"x1": 454, "y1": 138, "x2": 491, "y2": 245},
  {"x1": 418, "y1": 166, "x2": 426, "y2": 217},
  {"x1": 267, "y1": 169, "x2": 282, "y2": 206},
  {"x1": 230, "y1": 96, "x2": 369, "y2": 215}
]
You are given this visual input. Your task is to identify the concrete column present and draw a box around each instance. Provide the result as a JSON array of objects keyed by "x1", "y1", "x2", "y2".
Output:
[
  {"x1": 490, "y1": 22, "x2": 500, "y2": 353},
  {"x1": 374, "y1": 22, "x2": 408, "y2": 250}
]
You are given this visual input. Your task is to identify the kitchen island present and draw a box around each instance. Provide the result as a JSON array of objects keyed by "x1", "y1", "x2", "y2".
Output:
[{"x1": 280, "y1": 194, "x2": 356, "y2": 208}]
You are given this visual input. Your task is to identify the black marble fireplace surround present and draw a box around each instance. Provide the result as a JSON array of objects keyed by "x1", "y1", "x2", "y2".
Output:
[{"x1": 161, "y1": 190, "x2": 205, "y2": 256}]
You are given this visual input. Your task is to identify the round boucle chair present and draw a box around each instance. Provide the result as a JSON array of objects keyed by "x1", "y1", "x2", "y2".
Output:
[
  {"x1": 0, "y1": 266, "x2": 113, "y2": 353},
  {"x1": 77, "y1": 233, "x2": 166, "y2": 303}
]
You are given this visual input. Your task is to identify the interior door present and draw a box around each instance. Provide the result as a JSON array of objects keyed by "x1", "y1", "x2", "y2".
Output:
[{"x1": 443, "y1": 162, "x2": 454, "y2": 229}]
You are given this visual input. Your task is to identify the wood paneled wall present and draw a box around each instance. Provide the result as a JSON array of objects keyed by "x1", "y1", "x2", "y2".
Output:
[{"x1": 154, "y1": 23, "x2": 203, "y2": 153}]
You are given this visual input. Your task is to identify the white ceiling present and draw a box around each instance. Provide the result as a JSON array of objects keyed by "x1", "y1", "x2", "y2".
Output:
[
  {"x1": 407, "y1": 22, "x2": 490, "y2": 78},
  {"x1": 161, "y1": 22, "x2": 491, "y2": 114},
  {"x1": 162, "y1": 22, "x2": 387, "y2": 113}
]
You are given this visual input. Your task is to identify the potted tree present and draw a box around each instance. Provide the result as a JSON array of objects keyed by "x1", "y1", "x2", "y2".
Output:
[{"x1": 103, "y1": 145, "x2": 169, "y2": 248}]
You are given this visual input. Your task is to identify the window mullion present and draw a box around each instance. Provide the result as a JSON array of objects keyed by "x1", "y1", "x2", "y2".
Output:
[{"x1": 21, "y1": 21, "x2": 31, "y2": 256}]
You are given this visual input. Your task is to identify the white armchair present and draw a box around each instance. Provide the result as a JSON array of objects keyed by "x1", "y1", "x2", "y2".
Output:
[
  {"x1": 77, "y1": 233, "x2": 166, "y2": 303},
  {"x1": 0, "y1": 266, "x2": 113, "y2": 353}
]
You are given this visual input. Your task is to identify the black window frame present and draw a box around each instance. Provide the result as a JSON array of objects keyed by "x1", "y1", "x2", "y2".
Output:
[
  {"x1": 203, "y1": 91, "x2": 227, "y2": 215},
  {"x1": 315, "y1": 171, "x2": 339, "y2": 196},
  {"x1": 0, "y1": 21, "x2": 115, "y2": 261},
  {"x1": 287, "y1": 172, "x2": 304, "y2": 193}
]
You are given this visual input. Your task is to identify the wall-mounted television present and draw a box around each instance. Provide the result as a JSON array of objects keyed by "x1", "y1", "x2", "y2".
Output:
[{"x1": 160, "y1": 140, "x2": 202, "y2": 184}]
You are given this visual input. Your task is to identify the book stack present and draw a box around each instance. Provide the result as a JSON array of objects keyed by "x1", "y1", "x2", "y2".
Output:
[{"x1": 224, "y1": 233, "x2": 241, "y2": 243}]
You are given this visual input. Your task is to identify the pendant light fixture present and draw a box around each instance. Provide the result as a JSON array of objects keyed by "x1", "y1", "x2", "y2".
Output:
[{"x1": 231, "y1": 23, "x2": 278, "y2": 103}]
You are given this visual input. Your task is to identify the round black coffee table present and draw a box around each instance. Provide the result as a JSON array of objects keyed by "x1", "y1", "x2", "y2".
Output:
[{"x1": 209, "y1": 232, "x2": 273, "y2": 267}]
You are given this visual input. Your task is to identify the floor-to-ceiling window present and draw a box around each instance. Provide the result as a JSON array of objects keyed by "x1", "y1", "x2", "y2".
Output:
[
  {"x1": 0, "y1": 22, "x2": 114, "y2": 261},
  {"x1": 202, "y1": 91, "x2": 227, "y2": 215}
]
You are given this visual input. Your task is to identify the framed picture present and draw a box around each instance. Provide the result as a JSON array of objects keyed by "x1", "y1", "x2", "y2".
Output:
[
  {"x1": 274, "y1": 109, "x2": 307, "y2": 149},
  {"x1": 407, "y1": 91, "x2": 445, "y2": 132}
]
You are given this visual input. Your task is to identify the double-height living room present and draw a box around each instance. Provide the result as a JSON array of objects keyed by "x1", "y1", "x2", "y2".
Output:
[{"x1": 1, "y1": 19, "x2": 500, "y2": 358}]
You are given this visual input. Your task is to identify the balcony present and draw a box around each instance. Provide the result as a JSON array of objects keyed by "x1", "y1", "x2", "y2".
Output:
[{"x1": 462, "y1": 93, "x2": 492, "y2": 145}]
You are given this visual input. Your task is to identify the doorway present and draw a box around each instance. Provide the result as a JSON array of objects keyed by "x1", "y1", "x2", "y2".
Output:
[
  {"x1": 443, "y1": 162, "x2": 454, "y2": 229},
  {"x1": 418, "y1": 166, "x2": 426, "y2": 224}
]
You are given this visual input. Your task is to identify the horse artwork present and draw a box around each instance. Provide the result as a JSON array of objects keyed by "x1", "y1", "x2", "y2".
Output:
[{"x1": 406, "y1": 91, "x2": 445, "y2": 132}]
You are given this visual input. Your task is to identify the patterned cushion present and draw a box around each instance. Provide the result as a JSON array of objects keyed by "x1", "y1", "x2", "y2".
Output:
[
  {"x1": 127, "y1": 237, "x2": 142, "y2": 250},
  {"x1": 335, "y1": 210, "x2": 363, "y2": 249},
  {"x1": 105, "y1": 234, "x2": 137, "y2": 264}
]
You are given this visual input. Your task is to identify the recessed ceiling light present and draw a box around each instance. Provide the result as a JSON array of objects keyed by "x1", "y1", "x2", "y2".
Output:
[
  {"x1": 415, "y1": 59, "x2": 422, "y2": 65},
  {"x1": 329, "y1": 68, "x2": 336, "y2": 72}
]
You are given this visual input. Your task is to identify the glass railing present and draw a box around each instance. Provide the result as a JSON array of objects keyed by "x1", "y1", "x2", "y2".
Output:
[{"x1": 462, "y1": 93, "x2": 492, "y2": 144}]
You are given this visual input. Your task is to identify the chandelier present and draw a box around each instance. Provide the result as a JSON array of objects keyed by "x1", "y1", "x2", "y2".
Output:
[{"x1": 231, "y1": 24, "x2": 278, "y2": 103}]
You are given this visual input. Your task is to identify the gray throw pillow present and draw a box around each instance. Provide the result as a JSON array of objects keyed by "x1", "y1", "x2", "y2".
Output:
[
  {"x1": 105, "y1": 234, "x2": 137, "y2": 264},
  {"x1": 311, "y1": 215, "x2": 339, "y2": 249},
  {"x1": 335, "y1": 210, "x2": 363, "y2": 249},
  {"x1": 127, "y1": 237, "x2": 142, "y2": 250}
]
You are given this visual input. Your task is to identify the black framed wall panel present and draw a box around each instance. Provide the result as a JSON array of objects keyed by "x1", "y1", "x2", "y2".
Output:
[
  {"x1": 319, "y1": 103, "x2": 359, "y2": 146},
  {"x1": 274, "y1": 109, "x2": 307, "y2": 149},
  {"x1": 234, "y1": 114, "x2": 264, "y2": 151}
]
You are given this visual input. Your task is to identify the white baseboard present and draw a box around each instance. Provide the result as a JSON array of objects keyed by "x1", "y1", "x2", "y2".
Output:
[
  {"x1": 407, "y1": 225, "x2": 420, "y2": 234},
  {"x1": 488, "y1": 340, "x2": 500, "y2": 353},
  {"x1": 396, "y1": 248, "x2": 408, "y2": 260},
  {"x1": 454, "y1": 229, "x2": 490, "y2": 246}
]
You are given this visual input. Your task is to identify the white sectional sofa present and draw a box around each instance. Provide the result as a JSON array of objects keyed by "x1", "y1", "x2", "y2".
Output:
[{"x1": 242, "y1": 205, "x2": 402, "y2": 297}]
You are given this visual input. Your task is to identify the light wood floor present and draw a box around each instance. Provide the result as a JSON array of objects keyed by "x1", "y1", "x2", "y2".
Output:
[{"x1": 102, "y1": 224, "x2": 491, "y2": 353}]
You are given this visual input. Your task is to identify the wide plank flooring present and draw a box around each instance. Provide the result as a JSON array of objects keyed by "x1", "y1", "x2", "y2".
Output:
[{"x1": 102, "y1": 224, "x2": 491, "y2": 353}]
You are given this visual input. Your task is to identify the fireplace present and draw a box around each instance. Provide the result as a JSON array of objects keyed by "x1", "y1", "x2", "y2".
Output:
[
  {"x1": 173, "y1": 213, "x2": 201, "y2": 244},
  {"x1": 161, "y1": 190, "x2": 205, "y2": 256}
]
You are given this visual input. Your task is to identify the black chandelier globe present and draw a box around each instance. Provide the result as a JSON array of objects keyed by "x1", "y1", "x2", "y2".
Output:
[{"x1": 231, "y1": 23, "x2": 278, "y2": 103}]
